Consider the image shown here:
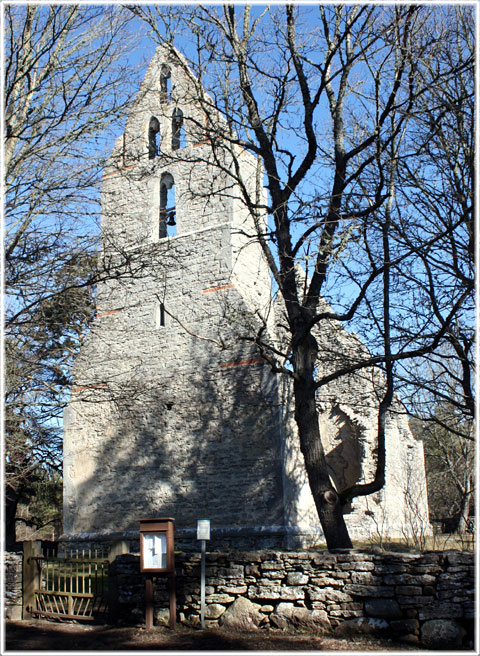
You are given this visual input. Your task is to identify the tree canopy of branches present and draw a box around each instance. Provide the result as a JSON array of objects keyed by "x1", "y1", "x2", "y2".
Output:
[
  {"x1": 130, "y1": 4, "x2": 475, "y2": 549},
  {"x1": 411, "y1": 402, "x2": 474, "y2": 535},
  {"x1": 4, "y1": 5, "x2": 138, "y2": 546}
]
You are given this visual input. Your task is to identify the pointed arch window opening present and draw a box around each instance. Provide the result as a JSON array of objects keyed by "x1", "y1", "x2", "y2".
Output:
[
  {"x1": 148, "y1": 116, "x2": 161, "y2": 160},
  {"x1": 172, "y1": 108, "x2": 185, "y2": 151},
  {"x1": 160, "y1": 65, "x2": 172, "y2": 103},
  {"x1": 159, "y1": 172, "x2": 176, "y2": 238}
]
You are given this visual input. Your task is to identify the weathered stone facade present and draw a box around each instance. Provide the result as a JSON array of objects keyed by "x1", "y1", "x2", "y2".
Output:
[
  {"x1": 4, "y1": 551, "x2": 23, "y2": 620},
  {"x1": 63, "y1": 46, "x2": 430, "y2": 545},
  {"x1": 107, "y1": 548, "x2": 474, "y2": 649}
]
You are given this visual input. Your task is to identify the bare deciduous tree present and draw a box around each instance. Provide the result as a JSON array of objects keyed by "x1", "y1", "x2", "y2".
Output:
[
  {"x1": 4, "y1": 4, "x2": 138, "y2": 545},
  {"x1": 128, "y1": 4, "x2": 473, "y2": 549}
]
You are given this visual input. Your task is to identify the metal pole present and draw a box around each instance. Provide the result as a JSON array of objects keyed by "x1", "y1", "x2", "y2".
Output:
[{"x1": 200, "y1": 539, "x2": 206, "y2": 629}]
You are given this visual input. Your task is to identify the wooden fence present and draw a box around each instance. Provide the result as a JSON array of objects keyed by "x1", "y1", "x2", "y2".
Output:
[{"x1": 23, "y1": 540, "x2": 128, "y2": 621}]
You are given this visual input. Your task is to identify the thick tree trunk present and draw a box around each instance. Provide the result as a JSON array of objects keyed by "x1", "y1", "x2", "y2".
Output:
[{"x1": 293, "y1": 336, "x2": 353, "y2": 551}]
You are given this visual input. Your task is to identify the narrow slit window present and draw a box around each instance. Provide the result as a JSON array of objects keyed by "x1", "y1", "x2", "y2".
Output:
[
  {"x1": 148, "y1": 117, "x2": 160, "y2": 159},
  {"x1": 159, "y1": 172, "x2": 176, "y2": 238},
  {"x1": 160, "y1": 65, "x2": 171, "y2": 103},
  {"x1": 171, "y1": 108, "x2": 185, "y2": 150}
]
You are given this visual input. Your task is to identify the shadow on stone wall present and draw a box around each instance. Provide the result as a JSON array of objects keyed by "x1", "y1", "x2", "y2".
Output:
[
  {"x1": 69, "y1": 329, "x2": 290, "y2": 541},
  {"x1": 106, "y1": 548, "x2": 475, "y2": 651}
]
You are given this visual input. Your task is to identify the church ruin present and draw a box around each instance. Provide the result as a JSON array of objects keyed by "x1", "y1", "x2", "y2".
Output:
[{"x1": 63, "y1": 46, "x2": 430, "y2": 548}]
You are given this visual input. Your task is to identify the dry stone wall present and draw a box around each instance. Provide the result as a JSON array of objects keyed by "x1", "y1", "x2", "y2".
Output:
[{"x1": 108, "y1": 549, "x2": 474, "y2": 649}]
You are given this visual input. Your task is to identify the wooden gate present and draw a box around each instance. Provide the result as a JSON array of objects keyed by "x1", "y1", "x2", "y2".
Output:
[{"x1": 24, "y1": 542, "x2": 110, "y2": 621}]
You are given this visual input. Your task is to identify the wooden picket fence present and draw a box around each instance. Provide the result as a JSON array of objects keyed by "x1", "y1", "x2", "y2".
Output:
[{"x1": 23, "y1": 541, "x2": 123, "y2": 622}]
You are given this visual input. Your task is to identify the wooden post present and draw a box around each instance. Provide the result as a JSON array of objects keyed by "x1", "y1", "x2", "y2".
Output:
[
  {"x1": 22, "y1": 541, "x2": 42, "y2": 619},
  {"x1": 145, "y1": 575, "x2": 154, "y2": 630},
  {"x1": 169, "y1": 574, "x2": 176, "y2": 630}
]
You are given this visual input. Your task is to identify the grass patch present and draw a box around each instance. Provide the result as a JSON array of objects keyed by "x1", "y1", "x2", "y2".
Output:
[{"x1": 309, "y1": 533, "x2": 475, "y2": 553}]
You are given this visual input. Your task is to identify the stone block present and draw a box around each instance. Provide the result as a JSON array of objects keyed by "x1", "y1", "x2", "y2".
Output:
[
  {"x1": 206, "y1": 593, "x2": 235, "y2": 604},
  {"x1": 248, "y1": 585, "x2": 304, "y2": 601},
  {"x1": 285, "y1": 552, "x2": 311, "y2": 560},
  {"x1": 218, "y1": 585, "x2": 248, "y2": 595},
  {"x1": 235, "y1": 552, "x2": 263, "y2": 563},
  {"x1": 245, "y1": 564, "x2": 260, "y2": 577},
  {"x1": 397, "y1": 595, "x2": 434, "y2": 607},
  {"x1": 351, "y1": 572, "x2": 382, "y2": 585},
  {"x1": 205, "y1": 603, "x2": 226, "y2": 619},
  {"x1": 154, "y1": 608, "x2": 171, "y2": 625},
  {"x1": 219, "y1": 597, "x2": 263, "y2": 630},
  {"x1": 418, "y1": 601, "x2": 464, "y2": 620},
  {"x1": 309, "y1": 575, "x2": 341, "y2": 586},
  {"x1": 279, "y1": 586, "x2": 305, "y2": 601},
  {"x1": 205, "y1": 553, "x2": 226, "y2": 562},
  {"x1": 269, "y1": 602, "x2": 331, "y2": 633},
  {"x1": 338, "y1": 561, "x2": 375, "y2": 571},
  {"x1": 307, "y1": 587, "x2": 352, "y2": 603},
  {"x1": 437, "y1": 579, "x2": 465, "y2": 590},
  {"x1": 329, "y1": 609, "x2": 364, "y2": 619},
  {"x1": 261, "y1": 560, "x2": 283, "y2": 571},
  {"x1": 343, "y1": 584, "x2": 393, "y2": 598},
  {"x1": 441, "y1": 570, "x2": 469, "y2": 581},
  {"x1": 336, "y1": 553, "x2": 372, "y2": 562},
  {"x1": 334, "y1": 617, "x2": 390, "y2": 637},
  {"x1": 383, "y1": 574, "x2": 437, "y2": 586},
  {"x1": 372, "y1": 562, "x2": 407, "y2": 574},
  {"x1": 262, "y1": 570, "x2": 285, "y2": 580},
  {"x1": 415, "y1": 552, "x2": 440, "y2": 563},
  {"x1": 365, "y1": 598, "x2": 403, "y2": 619},
  {"x1": 5, "y1": 605, "x2": 22, "y2": 621},
  {"x1": 311, "y1": 554, "x2": 337, "y2": 567},
  {"x1": 410, "y1": 564, "x2": 442, "y2": 574},
  {"x1": 218, "y1": 565, "x2": 244, "y2": 578},
  {"x1": 444, "y1": 551, "x2": 474, "y2": 566},
  {"x1": 421, "y1": 619, "x2": 466, "y2": 649},
  {"x1": 286, "y1": 572, "x2": 309, "y2": 585}
]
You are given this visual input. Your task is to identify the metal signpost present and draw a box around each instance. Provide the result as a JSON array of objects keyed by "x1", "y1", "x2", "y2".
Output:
[{"x1": 197, "y1": 519, "x2": 210, "y2": 629}]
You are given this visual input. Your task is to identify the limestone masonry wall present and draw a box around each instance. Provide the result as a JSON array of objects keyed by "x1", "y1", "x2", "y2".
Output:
[
  {"x1": 108, "y1": 548, "x2": 474, "y2": 649},
  {"x1": 64, "y1": 43, "x2": 431, "y2": 544},
  {"x1": 5, "y1": 552, "x2": 23, "y2": 620}
]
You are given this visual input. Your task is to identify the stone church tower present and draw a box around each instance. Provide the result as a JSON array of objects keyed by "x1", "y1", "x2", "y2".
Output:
[{"x1": 63, "y1": 47, "x2": 430, "y2": 548}]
